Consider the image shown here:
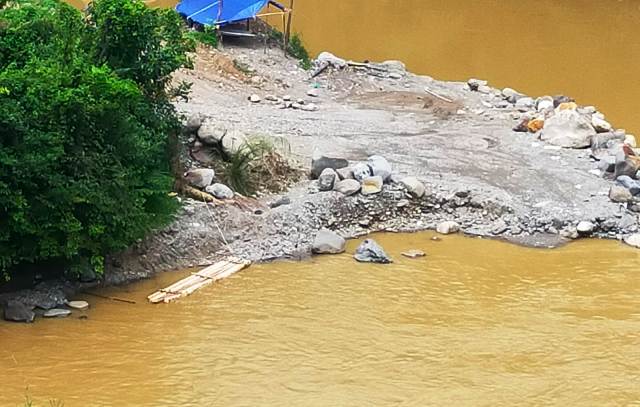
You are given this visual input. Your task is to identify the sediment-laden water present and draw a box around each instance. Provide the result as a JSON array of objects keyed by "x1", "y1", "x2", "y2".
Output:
[{"x1": 2, "y1": 233, "x2": 639, "y2": 406}]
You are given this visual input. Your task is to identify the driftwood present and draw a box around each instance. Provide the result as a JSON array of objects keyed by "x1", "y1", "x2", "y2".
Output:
[
  {"x1": 147, "y1": 257, "x2": 251, "y2": 304},
  {"x1": 83, "y1": 292, "x2": 137, "y2": 304}
]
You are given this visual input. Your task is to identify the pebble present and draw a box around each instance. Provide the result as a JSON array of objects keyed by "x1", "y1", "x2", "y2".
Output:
[
  {"x1": 401, "y1": 249, "x2": 426, "y2": 258},
  {"x1": 249, "y1": 94, "x2": 261, "y2": 103},
  {"x1": 307, "y1": 89, "x2": 320, "y2": 97}
]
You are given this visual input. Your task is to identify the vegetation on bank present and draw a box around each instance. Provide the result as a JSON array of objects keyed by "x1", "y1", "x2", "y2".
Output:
[{"x1": 0, "y1": 0, "x2": 194, "y2": 279}]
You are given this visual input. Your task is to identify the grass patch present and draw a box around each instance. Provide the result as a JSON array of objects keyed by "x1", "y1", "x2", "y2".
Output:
[{"x1": 267, "y1": 29, "x2": 311, "y2": 70}]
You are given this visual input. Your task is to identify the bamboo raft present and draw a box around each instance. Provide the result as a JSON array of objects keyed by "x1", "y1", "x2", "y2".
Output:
[{"x1": 147, "y1": 257, "x2": 251, "y2": 304}]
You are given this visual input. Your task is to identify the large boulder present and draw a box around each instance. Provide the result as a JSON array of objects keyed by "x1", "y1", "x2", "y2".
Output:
[
  {"x1": 312, "y1": 229, "x2": 346, "y2": 254},
  {"x1": 318, "y1": 168, "x2": 338, "y2": 191},
  {"x1": 310, "y1": 155, "x2": 349, "y2": 179},
  {"x1": 576, "y1": 221, "x2": 596, "y2": 235},
  {"x1": 184, "y1": 168, "x2": 215, "y2": 189},
  {"x1": 354, "y1": 239, "x2": 392, "y2": 263},
  {"x1": 352, "y1": 163, "x2": 372, "y2": 182},
  {"x1": 316, "y1": 51, "x2": 347, "y2": 69},
  {"x1": 436, "y1": 221, "x2": 460, "y2": 235},
  {"x1": 609, "y1": 185, "x2": 633, "y2": 203},
  {"x1": 2, "y1": 301, "x2": 35, "y2": 323},
  {"x1": 540, "y1": 109, "x2": 596, "y2": 148},
  {"x1": 335, "y1": 179, "x2": 361, "y2": 196},
  {"x1": 220, "y1": 131, "x2": 247, "y2": 156},
  {"x1": 197, "y1": 122, "x2": 226, "y2": 146},
  {"x1": 185, "y1": 113, "x2": 203, "y2": 134},
  {"x1": 616, "y1": 176, "x2": 640, "y2": 195},
  {"x1": 400, "y1": 177, "x2": 425, "y2": 198},
  {"x1": 367, "y1": 155, "x2": 392, "y2": 181},
  {"x1": 205, "y1": 183, "x2": 234, "y2": 199},
  {"x1": 361, "y1": 176, "x2": 383, "y2": 195}
]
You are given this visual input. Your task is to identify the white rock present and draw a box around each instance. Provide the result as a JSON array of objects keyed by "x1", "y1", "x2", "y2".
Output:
[
  {"x1": 67, "y1": 300, "x2": 89, "y2": 310},
  {"x1": 400, "y1": 177, "x2": 426, "y2": 198},
  {"x1": 220, "y1": 131, "x2": 247, "y2": 156},
  {"x1": 205, "y1": 183, "x2": 234, "y2": 199},
  {"x1": 540, "y1": 109, "x2": 596, "y2": 148},
  {"x1": 515, "y1": 97, "x2": 535, "y2": 110},
  {"x1": 436, "y1": 221, "x2": 460, "y2": 235},
  {"x1": 576, "y1": 221, "x2": 596, "y2": 235},
  {"x1": 367, "y1": 155, "x2": 392, "y2": 182},
  {"x1": 624, "y1": 234, "x2": 640, "y2": 248},
  {"x1": 624, "y1": 134, "x2": 637, "y2": 147},
  {"x1": 282, "y1": 95, "x2": 292, "y2": 101},
  {"x1": 249, "y1": 94, "x2": 261, "y2": 103},
  {"x1": 264, "y1": 94, "x2": 278, "y2": 101},
  {"x1": 401, "y1": 250, "x2": 426, "y2": 258},
  {"x1": 316, "y1": 51, "x2": 347, "y2": 68},
  {"x1": 306, "y1": 88, "x2": 320, "y2": 97},
  {"x1": 388, "y1": 72, "x2": 402, "y2": 80},
  {"x1": 301, "y1": 103, "x2": 318, "y2": 112},
  {"x1": 197, "y1": 122, "x2": 226, "y2": 145},
  {"x1": 591, "y1": 115, "x2": 612, "y2": 133},
  {"x1": 352, "y1": 163, "x2": 372, "y2": 182},
  {"x1": 537, "y1": 98, "x2": 554, "y2": 112},
  {"x1": 361, "y1": 176, "x2": 383, "y2": 195}
]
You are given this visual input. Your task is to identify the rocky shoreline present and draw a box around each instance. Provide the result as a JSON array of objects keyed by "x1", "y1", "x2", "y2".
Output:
[{"x1": 4, "y1": 40, "x2": 640, "y2": 322}]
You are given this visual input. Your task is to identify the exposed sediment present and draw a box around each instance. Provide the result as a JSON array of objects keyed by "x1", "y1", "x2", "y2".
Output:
[{"x1": 4, "y1": 40, "x2": 640, "y2": 316}]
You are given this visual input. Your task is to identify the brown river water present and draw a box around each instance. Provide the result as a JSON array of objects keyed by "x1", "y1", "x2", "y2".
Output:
[{"x1": 2, "y1": 233, "x2": 640, "y2": 406}]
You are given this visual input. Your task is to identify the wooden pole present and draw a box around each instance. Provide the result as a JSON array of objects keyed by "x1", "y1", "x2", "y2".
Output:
[{"x1": 284, "y1": 0, "x2": 293, "y2": 54}]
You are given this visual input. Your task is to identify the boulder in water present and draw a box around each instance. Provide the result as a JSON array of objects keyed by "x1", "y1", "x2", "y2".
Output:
[
  {"x1": 312, "y1": 229, "x2": 346, "y2": 254},
  {"x1": 354, "y1": 239, "x2": 392, "y2": 263},
  {"x1": 2, "y1": 301, "x2": 35, "y2": 323}
]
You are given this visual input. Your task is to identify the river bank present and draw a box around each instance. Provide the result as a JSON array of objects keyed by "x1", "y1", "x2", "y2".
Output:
[{"x1": 3, "y1": 37, "x2": 640, "y2": 320}]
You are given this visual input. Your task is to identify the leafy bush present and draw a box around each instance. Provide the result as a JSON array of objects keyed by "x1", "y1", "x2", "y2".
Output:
[
  {"x1": 287, "y1": 34, "x2": 311, "y2": 70},
  {"x1": 0, "y1": 0, "x2": 193, "y2": 278},
  {"x1": 185, "y1": 26, "x2": 218, "y2": 49}
]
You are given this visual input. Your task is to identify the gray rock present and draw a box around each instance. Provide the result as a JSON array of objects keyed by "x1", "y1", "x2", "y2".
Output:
[
  {"x1": 367, "y1": 155, "x2": 392, "y2": 181},
  {"x1": 501, "y1": 87, "x2": 521, "y2": 101},
  {"x1": 624, "y1": 234, "x2": 640, "y2": 248},
  {"x1": 388, "y1": 72, "x2": 402, "y2": 80},
  {"x1": 614, "y1": 159, "x2": 639, "y2": 179},
  {"x1": 220, "y1": 131, "x2": 247, "y2": 156},
  {"x1": 467, "y1": 78, "x2": 487, "y2": 91},
  {"x1": 301, "y1": 103, "x2": 319, "y2": 112},
  {"x1": 335, "y1": 179, "x2": 361, "y2": 196},
  {"x1": 269, "y1": 196, "x2": 291, "y2": 209},
  {"x1": 591, "y1": 132, "x2": 625, "y2": 150},
  {"x1": 310, "y1": 155, "x2": 349, "y2": 179},
  {"x1": 43, "y1": 308, "x2": 71, "y2": 318},
  {"x1": 436, "y1": 221, "x2": 460, "y2": 235},
  {"x1": 205, "y1": 183, "x2": 234, "y2": 199},
  {"x1": 3, "y1": 301, "x2": 34, "y2": 323},
  {"x1": 553, "y1": 95, "x2": 574, "y2": 107},
  {"x1": 540, "y1": 109, "x2": 596, "y2": 148},
  {"x1": 184, "y1": 168, "x2": 215, "y2": 189},
  {"x1": 185, "y1": 114, "x2": 203, "y2": 134},
  {"x1": 400, "y1": 177, "x2": 425, "y2": 198},
  {"x1": 576, "y1": 221, "x2": 596, "y2": 235},
  {"x1": 354, "y1": 239, "x2": 392, "y2": 263},
  {"x1": 306, "y1": 88, "x2": 320, "y2": 97},
  {"x1": 609, "y1": 185, "x2": 633, "y2": 203},
  {"x1": 361, "y1": 176, "x2": 383, "y2": 195},
  {"x1": 197, "y1": 122, "x2": 226, "y2": 146},
  {"x1": 312, "y1": 229, "x2": 346, "y2": 254},
  {"x1": 336, "y1": 167, "x2": 355, "y2": 180},
  {"x1": 515, "y1": 97, "x2": 535, "y2": 110},
  {"x1": 352, "y1": 163, "x2": 372, "y2": 182},
  {"x1": 318, "y1": 168, "x2": 337, "y2": 191},
  {"x1": 616, "y1": 176, "x2": 640, "y2": 195}
]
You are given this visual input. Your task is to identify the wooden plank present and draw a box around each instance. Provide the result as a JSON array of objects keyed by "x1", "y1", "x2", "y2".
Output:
[{"x1": 147, "y1": 258, "x2": 250, "y2": 303}]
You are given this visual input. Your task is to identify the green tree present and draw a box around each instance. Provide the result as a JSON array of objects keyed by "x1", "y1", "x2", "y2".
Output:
[{"x1": 0, "y1": 0, "x2": 193, "y2": 278}]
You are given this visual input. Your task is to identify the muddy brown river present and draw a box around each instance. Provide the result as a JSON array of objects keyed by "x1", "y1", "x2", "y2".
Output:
[{"x1": 2, "y1": 233, "x2": 639, "y2": 406}]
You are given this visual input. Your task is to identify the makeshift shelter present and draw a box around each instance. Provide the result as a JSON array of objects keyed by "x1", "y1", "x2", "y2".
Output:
[{"x1": 176, "y1": 0, "x2": 292, "y2": 42}]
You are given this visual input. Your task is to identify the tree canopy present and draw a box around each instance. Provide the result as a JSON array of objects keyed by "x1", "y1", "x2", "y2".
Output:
[{"x1": 0, "y1": 0, "x2": 194, "y2": 277}]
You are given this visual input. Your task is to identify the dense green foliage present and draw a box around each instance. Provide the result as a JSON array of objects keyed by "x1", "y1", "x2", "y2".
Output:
[
  {"x1": 0, "y1": 0, "x2": 194, "y2": 277},
  {"x1": 185, "y1": 26, "x2": 219, "y2": 49},
  {"x1": 287, "y1": 34, "x2": 311, "y2": 70}
]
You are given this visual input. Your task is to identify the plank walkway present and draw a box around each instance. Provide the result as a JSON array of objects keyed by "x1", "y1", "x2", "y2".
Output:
[{"x1": 147, "y1": 257, "x2": 251, "y2": 304}]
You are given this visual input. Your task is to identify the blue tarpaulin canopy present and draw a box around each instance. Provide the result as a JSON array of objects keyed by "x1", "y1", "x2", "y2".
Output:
[{"x1": 176, "y1": 0, "x2": 270, "y2": 26}]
